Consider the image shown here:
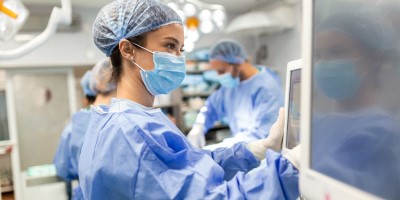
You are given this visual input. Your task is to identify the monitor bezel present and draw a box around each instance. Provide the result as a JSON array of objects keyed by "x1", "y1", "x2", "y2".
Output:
[{"x1": 281, "y1": 59, "x2": 302, "y2": 154}]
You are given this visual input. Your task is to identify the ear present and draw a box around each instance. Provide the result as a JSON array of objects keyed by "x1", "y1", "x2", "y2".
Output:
[
  {"x1": 119, "y1": 39, "x2": 136, "y2": 62},
  {"x1": 232, "y1": 63, "x2": 242, "y2": 75},
  {"x1": 232, "y1": 63, "x2": 241, "y2": 71}
]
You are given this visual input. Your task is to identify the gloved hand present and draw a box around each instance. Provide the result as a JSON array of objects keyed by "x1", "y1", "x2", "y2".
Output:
[
  {"x1": 187, "y1": 124, "x2": 206, "y2": 148},
  {"x1": 283, "y1": 145, "x2": 301, "y2": 170},
  {"x1": 246, "y1": 107, "x2": 285, "y2": 160}
]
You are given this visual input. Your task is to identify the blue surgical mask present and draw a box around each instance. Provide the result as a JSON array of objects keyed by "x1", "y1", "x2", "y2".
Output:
[
  {"x1": 315, "y1": 59, "x2": 361, "y2": 100},
  {"x1": 217, "y1": 73, "x2": 240, "y2": 89},
  {"x1": 203, "y1": 70, "x2": 219, "y2": 82},
  {"x1": 131, "y1": 43, "x2": 186, "y2": 96}
]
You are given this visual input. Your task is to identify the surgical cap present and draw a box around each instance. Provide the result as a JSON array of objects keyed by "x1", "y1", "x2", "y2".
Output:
[
  {"x1": 80, "y1": 70, "x2": 96, "y2": 97},
  {"x1": 93, "y1": 0, "x2": 182, "y2": 56},
  {"x1": 316, "y1": 8, "x2": 394, "y2": 51},
  {"x1": 210, "y1": 39, "x2": 248, "y2": 64},
  {"x1": 89, "y1": 58, "x2": 117, "y2": 94}
]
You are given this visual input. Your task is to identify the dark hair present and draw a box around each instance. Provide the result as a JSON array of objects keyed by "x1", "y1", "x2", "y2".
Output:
[
  {"x1": 86, "y1": 95, "x2": 96, "y2": 104},
  {"x1": 110, "y1": 34, "x2": 148, "y2": 83}
]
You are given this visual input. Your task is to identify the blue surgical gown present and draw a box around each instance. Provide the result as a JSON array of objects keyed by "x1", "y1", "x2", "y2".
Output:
[
  {"x1": 196, "y1": 69, "x2": 284, "y2": 143},
  {"x1": 54, "y1": 109, "x2": 91, "y2": 200},
  {"x1": 78, "y1": 98, "x2": 299, "y2": 199},
  {"x1": 54, "y1": 123, "x2": 74, "y2": 180},
  {"x1": 54, "y1": 110, "x2": 91, "y2": 180}
]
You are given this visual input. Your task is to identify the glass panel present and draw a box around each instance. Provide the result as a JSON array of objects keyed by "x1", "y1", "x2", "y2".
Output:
[
  {"x1": 310, "y1": 1, "x2": 400, "y2": 199},
  {"x1": 13, "y1": 73, "x2": 70, "y2": 170}
]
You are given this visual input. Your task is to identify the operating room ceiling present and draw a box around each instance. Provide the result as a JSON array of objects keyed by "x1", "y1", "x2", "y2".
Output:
[{"x1": 21, "y1": 0, "x2": 275, "y2": 13}]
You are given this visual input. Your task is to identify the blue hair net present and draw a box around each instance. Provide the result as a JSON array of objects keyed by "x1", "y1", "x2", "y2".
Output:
[
  {"x1": 93, "y1": 0, "x2": 182, "y2": 56},
  {"x1": 210, "y1": 39, "x2": 248, "y2": 64},
  {"x1": 80, "y1": 71, "x2": 96, "y2": 97},
  {"x1": 316, "y1": 8, "x2": 394, "y2": 51},
  {"x1": 90, "y1": 58, "x2": 117, "y2": 94}
]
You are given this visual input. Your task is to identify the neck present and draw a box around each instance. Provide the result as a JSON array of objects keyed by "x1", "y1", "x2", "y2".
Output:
[
  {"x1": 92, "y1": 92, "x2": 115, "y2": 107},
  {"x1": 117, "y1": 68, "x2": 154, "y2": 107},
  {"x1": 239, "y1": 63, "x2": 259, "y2": 81}
]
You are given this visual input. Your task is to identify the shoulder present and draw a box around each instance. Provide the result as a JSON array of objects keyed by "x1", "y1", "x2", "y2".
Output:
[
  {"x1": 71, "y1": 110, "x2": 92, "y2": 124},
  {"x1": 61, "y1": 122, "x2": 72, "y2": 138},
  {"x1": 115, "y1": 110, "x2": 191, "y2": 158}
]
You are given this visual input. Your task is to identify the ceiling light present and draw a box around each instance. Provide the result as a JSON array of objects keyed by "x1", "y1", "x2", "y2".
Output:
[
  {"x1": 199, "y1": 9, "x2": 211, "y2": 21},
  {"x1": 187, "y1": 29, "x2": 199, "y2": 42},
  {"x1": 183, "y1": 3, "x2": 196, "y2": 16},
  {"x1": 200, "y1": 20, "x2": 213, "y2": 33},
  {"x1": 212, "y1": 9, "x2": 225, "y2": 23},
  {"x1": 184, "y1": 39, "x2": 194, "y2": 52},
  {"x1": 167, "y1": 2, "x2": 178, "y2": 11}
]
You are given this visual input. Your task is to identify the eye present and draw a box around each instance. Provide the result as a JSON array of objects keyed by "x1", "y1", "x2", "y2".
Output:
[
  {"x1": 180, "y1": 47, "x2": 185, "y2": 53},
  {"x1": 166, "y1": 43, "x2": 176, "y2": 51}
]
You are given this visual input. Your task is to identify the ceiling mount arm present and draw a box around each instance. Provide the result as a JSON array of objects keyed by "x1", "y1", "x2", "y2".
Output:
[{"x1": 0, "y1": 0, "x2": 72, "y2": 59}]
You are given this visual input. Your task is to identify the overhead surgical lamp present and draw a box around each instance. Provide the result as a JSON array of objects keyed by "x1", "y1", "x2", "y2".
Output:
[
  {"x1": 0, "y1": 0, "x2": 72, "y2": 59},
  {"x1": 0, "y1": 0, "x2": 18, "y2": 19},
  {"x1": 0, "y1": 0, "x2": 28, "y2": 41},
  {"x1": 162, "y1": 0, "x2": 226, "y2": 52}
]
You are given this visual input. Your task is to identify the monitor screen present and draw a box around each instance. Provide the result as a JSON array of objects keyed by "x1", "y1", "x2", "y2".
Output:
[
  {"x1": 310, "y1": 1, "x2": 400, "y2": 199},
  {"x1": 286, "y1": 69, "x2": 301, "y2": 150}
]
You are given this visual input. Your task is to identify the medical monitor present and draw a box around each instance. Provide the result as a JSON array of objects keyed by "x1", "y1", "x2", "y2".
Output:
[
  {"x1": 282, "y1": 59, "x2": 302, "y2": 154},
  {"x1": 300, "y1": 0, "x2": 400, "y2": 199}
]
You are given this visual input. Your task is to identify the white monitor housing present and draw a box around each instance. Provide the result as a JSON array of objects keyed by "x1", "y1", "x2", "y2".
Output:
[
  {"x1": 281, "y1": 59, "x2": 302, "y2": 154},
  {"x1": 300, "y1": 0, "x2": 399, "y2": 199}
]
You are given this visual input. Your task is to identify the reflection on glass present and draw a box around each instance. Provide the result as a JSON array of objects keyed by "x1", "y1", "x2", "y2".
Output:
[
  {"x1": 311, "y1": 1, "x2": 400, "y2": 199},
  {"x1": 286, "y1": 69, "x2": 301, "y2": 149}
]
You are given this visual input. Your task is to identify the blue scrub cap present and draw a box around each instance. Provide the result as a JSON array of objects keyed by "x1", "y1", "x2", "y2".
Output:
[
  {"x1": 210, "y1": 39, "x2": 248, "y2": 64},
  {"x1": 80, "y1": 70, "x2": 97, "y2": 97},
  {"x1": 93, "y1": 0, "x2": 183, "y2": 56},
  {"x1": 316, "y1": 8, "x2": 394, "y2": 51},
  {"x1": 90, "y1": 58, "x2": 117, "y2": 94}
]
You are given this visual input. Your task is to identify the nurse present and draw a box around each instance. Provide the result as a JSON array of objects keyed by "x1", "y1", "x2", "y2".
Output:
[
  {"x1": 80, "y1": 72, "x2": 97, "y2": 109},
  {"x1": 54, "y1": 58, "x2": 116, "y2": 199},
  {"x1": 188, "y1": 39, "x2": 284, "y2": 148},
  {"x1": 78, "y1": 0, "x2": 299, "y2": 199}
]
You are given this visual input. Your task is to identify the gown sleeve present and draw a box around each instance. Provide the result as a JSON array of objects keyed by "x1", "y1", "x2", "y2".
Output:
[{"x1": 54, "y1": 123, "x2": 76, "y2": 181}]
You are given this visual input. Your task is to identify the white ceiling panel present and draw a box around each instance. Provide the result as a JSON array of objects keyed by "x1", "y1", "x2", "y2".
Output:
[{"x1": 21, "y1": 0, "x2": 274, "y2": 13}]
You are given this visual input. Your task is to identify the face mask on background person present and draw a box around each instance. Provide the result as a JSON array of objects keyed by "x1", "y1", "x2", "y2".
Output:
[{"x1": 217, "y1": 72, "x2": 240, "y2": 89}]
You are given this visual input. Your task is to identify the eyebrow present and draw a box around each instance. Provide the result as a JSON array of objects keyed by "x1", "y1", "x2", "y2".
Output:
[{"x1": 163, "y1": 37, "x2": 184, "y2": 48}]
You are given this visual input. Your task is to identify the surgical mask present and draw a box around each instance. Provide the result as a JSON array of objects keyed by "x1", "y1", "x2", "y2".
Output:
[
  {"x1": 131, "y1": 43, "x2": 186, "y2": 96},
  {"x1": 315, "y1": 59, "x2": 362, "y2": 100},
  {"x1": 217, "y1": 73, "x2": 240, "y2": 89}
]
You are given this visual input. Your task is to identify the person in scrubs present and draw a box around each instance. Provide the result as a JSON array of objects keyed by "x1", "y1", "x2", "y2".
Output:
[
  {"x1": 187, "y1": 39, "x2": 284, "y2": 148},
  {"x1": 54, "y1": 58, "x2": 116, "y2": 199},
  {"x1": 311, "y1": 7, "x2": 400, "y2": 199},
  {"x1": 78, "y1": 0, "x2": 300, "y2": 199}
]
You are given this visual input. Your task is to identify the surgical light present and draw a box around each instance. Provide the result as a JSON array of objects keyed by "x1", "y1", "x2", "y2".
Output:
[{"x1": 162, "y1": 0, "x2": 226, "y2": 52}]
